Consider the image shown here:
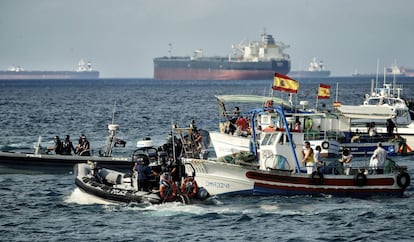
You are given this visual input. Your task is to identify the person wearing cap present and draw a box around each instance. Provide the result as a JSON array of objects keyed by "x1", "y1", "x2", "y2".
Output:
[
  {"x1": 370, "y1": 142, "x2": 387, "y2": 173},
  {"x1": 76, "y1": 134, "x2": 91, "y2": 156},
  {"x1": 46, "y1": 136, "x2": 63, "y2": 155}
]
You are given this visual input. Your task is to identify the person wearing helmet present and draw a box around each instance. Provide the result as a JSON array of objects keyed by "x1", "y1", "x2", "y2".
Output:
[
  {"x1": 46, "y1": 136, "x2": 63, "y2": 155},
  {"x1": 61, "y1": 135, "x2": 76, "y2": 155},
  {"x1": 76, "y1": 134, "x2": 91, "y2": 156}
]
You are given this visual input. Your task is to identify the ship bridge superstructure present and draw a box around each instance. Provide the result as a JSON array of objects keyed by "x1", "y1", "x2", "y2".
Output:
[{"x1": 232, "y1": 31, "x2": 290, "y2": 62}]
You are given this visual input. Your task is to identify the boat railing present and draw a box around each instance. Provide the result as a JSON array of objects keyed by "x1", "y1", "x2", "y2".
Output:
[
  {"x1": 303, "y1": 130, "x2": 346, "y2": 142},
  {"x1": 172, "y1": 125, "x2": 201, "y2": 159},
  {"x1": 318, "y1": 158, "x2": 407, "y2": 176}
]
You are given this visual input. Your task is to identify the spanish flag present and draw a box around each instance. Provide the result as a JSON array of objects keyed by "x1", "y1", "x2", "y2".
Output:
[
  {"x1": 273, "y1": 73, "x2": 299, "y2": 94},
  {"x1": 317, "y1": 83, "x2": 331, "y2": 99}
]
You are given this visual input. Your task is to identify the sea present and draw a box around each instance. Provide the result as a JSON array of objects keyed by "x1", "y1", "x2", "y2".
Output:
[{"x1": 1, "y1": 77, "x2": 414, "y2": 241}]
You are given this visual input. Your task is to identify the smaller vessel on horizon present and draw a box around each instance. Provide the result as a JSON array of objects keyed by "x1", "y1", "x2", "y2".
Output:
[
  {"x1": 0, "y1": 59, "x2": 100, "y2": 80},
  {"x1": 352, "y1": 61, "x2": 414, "y2": 78},
  {"x1": 288, "y1": 57, "x2": 331, "y2": 78}
]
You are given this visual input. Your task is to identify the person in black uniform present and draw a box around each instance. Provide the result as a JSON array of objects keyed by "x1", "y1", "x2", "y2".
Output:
[
  {"x1": 76, "y1": 134, "x2": 91, "y2": 156},
  {"x1": 61, "y1": 135, "x2": 76, "y2": 155},
  {"x1": 47, "y1": 136, "x2": 63, "y2": 155}
]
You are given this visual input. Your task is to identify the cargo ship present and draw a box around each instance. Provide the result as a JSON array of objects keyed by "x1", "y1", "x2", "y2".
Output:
[
  {"x1": 0, "y1": 59, "x2": 99, "y2": 80},
  {"x1": 153, "y1": 31, "x2": 290, "y2": 80},
  {"x1": 288, "y1": 57, "x2": 331, "y2": 78}
]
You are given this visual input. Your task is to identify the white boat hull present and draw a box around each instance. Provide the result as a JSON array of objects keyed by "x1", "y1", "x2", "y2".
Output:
[
  {"x1": 209, "y1": 131, "x2": 251, "y2": 158},
  {"x1": 210, "y1": 131, "x2": 339, "y2": 159},
  {"x1": 184, "y1": 158, "x2": 410, "y2": 198},
  {"x1": 184, "y1": 158, "x2": 254, "y2": 195},
  {"x1": 183, "y1": 106, "x2": 410, "y2": 198}
]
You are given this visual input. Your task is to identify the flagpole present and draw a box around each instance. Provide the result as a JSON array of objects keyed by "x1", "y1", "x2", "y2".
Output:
[
  {"x1": 315, "y1": 84, "x2": 319, "y2": 111},
  {"x1": 335, "y1": 82, "x2": 339, "y2": 103}
]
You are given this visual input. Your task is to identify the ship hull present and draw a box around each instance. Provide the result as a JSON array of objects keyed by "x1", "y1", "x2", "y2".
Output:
[
  {"x1": 0, "y1": 70, "x2": 100, "y2": 80},
  {"x1": 153, "y1": 57, "x2": 290, "y2": 80}
]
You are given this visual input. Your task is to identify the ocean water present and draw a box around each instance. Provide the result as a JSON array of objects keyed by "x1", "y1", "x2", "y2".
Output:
[{"x1": 1, "y1": 78, "x2": 414, "y2": 241}]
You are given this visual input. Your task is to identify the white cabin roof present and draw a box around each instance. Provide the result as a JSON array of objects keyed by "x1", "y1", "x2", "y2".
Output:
[
  {"x1": 216, "y1": 95, "x2": 292, "y2": 108},
  {"x1": 336, "y1": 105, "x2": 394, "y2": 120}
]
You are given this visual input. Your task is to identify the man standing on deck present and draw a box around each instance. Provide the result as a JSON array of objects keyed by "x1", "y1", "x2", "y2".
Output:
[
  {"x1": 370, "y1": 142, "x2": 387, "y2": 174},
  {"x1": 386, "y1": 119, "x2": 396, "y2": 137}
]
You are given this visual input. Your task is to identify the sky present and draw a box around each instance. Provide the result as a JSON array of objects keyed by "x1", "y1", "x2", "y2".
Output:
[{"x1": 1, "y1": 0, "x2": 413, "y2": 78}]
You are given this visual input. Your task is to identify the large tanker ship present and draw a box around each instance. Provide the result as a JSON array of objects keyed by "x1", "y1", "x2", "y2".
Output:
[
  {"x1": 0, "y1": 59, "x2": 99, "y2": 80},
  {"x1": 153, "y1": 31, "x2": 290, "y2": 80}
]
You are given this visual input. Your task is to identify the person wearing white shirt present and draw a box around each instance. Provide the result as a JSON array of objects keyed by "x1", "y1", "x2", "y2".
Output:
[{"x1": 370, "y1": 142, "x2": 387, "y2": 174}]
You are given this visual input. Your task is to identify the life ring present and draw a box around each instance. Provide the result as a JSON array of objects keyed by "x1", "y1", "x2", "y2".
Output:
[
  {"x1": 321, "y1": 141, "x2": 329, "y2": 149},
  {"x1": 311, "y1": 171, "x2": 324, "y2": 185},
  {"x1": 353, "y1": 172, "x2": 367, "y2": 187},
  {"x1": 396, "y1": 172, "x2": 411, "y2": 189},
  {"x1": 159, "y1": 179, "x2": 177, "y2": 202},
  {"x1": 180, "y1": 177, "x2": 198, "y2": 198}
]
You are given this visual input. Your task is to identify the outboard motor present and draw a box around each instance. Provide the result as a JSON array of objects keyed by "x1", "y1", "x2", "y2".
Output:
[{"x1": 196, "y1": 187, "x2": 210, "y2": 200}]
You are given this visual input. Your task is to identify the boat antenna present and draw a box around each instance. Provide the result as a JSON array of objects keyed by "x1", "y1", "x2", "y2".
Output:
[
  {"x1": 101, "y1": 101, "x2": 120, "y2": 157},
  {"x1": 315, "y1": 87, "x2": 319, "y2": 112},
  {"x1": 370, "y1": 79, "x2": 374, "y2": 96},
  {"x1": 335, "y1": 82, "x2": 339, "y2": 103},
  {"x1": 111, "y1": 101, "x2": 116, "y2": 124},
  {"x1": 288, "y1": 93, "x2": 293, "y2": 108},
  {"x1": 168, "y1": 43, "x2": 172, "y2": 59},
  {"x1": 375, "y1": 58, "x2": 379, "y2": 89},
  {"x1": 392, "y1": 59, "x2": 397, "y2": 95},
  {"x1": 171, "y1": 122, "x2": 176, "y2": 163},
  {"x1": 268, "y1": 85, "x2": 274, "y2": 98}
]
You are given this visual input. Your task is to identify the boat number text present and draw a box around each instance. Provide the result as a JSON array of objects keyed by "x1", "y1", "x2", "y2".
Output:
[
  {"x1": 205, "y1": 181, "x2": 230, "y2": 189},
  {"x1": 110, "y1": 189, "x2": 127, "y2": 196}
]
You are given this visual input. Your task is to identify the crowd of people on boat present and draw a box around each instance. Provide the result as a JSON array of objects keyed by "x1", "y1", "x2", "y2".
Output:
[
  {"x1": 131, "y1": 147, "x2": 196, "y2": 201},
  {"x1": 223, "y1": 106, "x2": 251, "y2": 136},
  {"x1": 223, "y1": 103, "x2": 317, "y2": 138},
  {"x1": 301, "y1": 139, "x2": 394, "y2": 176},
  {"x1": 46, "y1": 134, "x2": 90, "y2": 156},
  {"x1": 130, "y1": 129, "x2": 204, "y2": 201}
]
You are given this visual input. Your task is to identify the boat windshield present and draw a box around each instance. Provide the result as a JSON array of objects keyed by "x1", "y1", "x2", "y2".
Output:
[
  {"x1": 367, "y1": 98, "x2": 381, "y2": 105},
  {"x1": 261, "y1": 133, "x2": 278, "y2": 146}
]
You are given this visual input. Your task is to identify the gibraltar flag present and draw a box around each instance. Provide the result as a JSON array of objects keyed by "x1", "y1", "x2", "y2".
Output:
[
  {"x1": 273, "y1": 73, "x2": 299, "y2": 94},
  {"x1": 317, "y1": 83, "x2": 331, "y2": 99}
]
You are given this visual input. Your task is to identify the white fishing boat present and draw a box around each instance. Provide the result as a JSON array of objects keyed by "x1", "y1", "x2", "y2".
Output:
[
  {"x1": 210, "y1": 94, "x2": 342, "y2": 158},
  {"x1": 180, "y1": 106, "x2": 411, "y2": 198},
  {"x1": 335, "y1": 79, "x2": 414, "y2": 155}
]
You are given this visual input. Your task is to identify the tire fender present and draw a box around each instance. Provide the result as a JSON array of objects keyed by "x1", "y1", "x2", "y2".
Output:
[
  {"x1": 353, "y1": 172, "x2": 367, "y2": 187},
  {"x1": 397, "y1": 172, "x2": 411, "y2": 189},
  {"x1": 311, "y1": 171, "x2": 324, "y2": 185}
]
